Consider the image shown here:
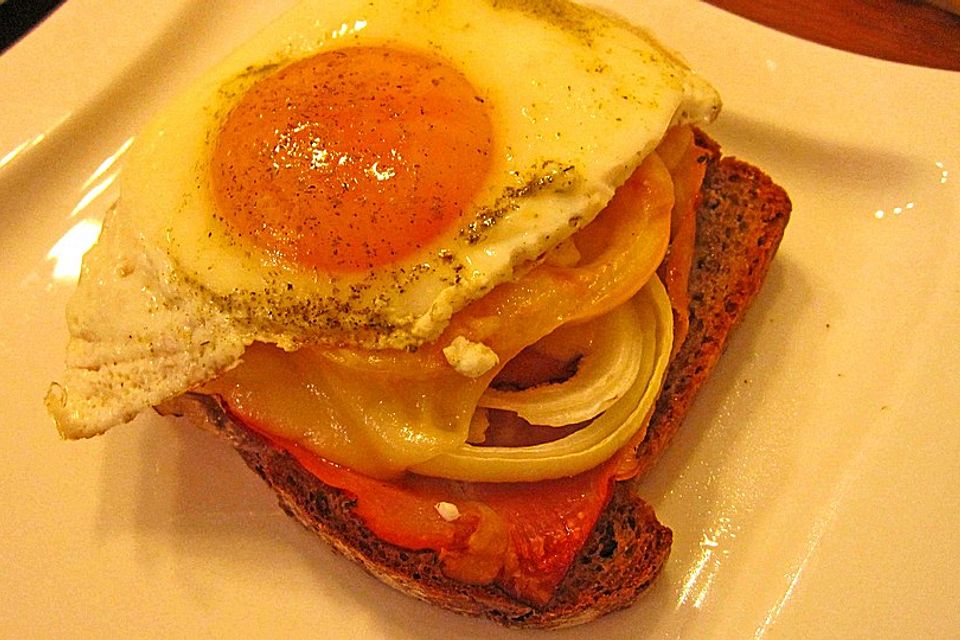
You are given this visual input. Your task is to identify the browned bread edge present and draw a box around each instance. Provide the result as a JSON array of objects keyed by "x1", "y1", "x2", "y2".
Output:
[
  {"x1": 632, "y1": 130, "x2": 792, "y2": 477},
  {"x1": 162, "y1": 130, "x2": 791, "y2": 628}
]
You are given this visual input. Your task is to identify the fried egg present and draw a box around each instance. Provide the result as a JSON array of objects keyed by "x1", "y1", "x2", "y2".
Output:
[{"x1": 48, "y1": 0, "x2": 720, "y2": 438}]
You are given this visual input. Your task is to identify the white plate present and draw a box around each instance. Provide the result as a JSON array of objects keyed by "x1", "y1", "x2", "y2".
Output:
[{"x1": 1, "y1": 1, "x2": 958, "y2": 637}]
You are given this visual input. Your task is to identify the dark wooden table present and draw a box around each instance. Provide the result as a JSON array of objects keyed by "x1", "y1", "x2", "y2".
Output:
[
  {"x1": 3, "y1": 0, "x2": 958, "y2": 70},
  {"x1": 704, "y1": 0, "x2": 960, "y2": 71},
  {"x1": 0, "y1": 0, "x2": 66, "y2": 54}
]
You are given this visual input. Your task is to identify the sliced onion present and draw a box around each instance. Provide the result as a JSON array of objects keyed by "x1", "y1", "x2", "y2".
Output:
[
  {"x1": 409, "y1": 276, "x2": 673, "y2": 483},
  {"x1": 477, "y1": 302, "x2": 644, "y2": 426}
]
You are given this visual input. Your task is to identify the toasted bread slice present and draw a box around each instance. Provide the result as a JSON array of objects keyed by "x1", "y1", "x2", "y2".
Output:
[{"x1": 161, "y1": 131, "x2": 791, "y2": 628}]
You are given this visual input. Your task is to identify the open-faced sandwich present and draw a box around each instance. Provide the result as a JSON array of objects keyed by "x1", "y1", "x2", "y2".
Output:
[{"x1": 47, "y1": 0, "x2": 790, "y2": 628}]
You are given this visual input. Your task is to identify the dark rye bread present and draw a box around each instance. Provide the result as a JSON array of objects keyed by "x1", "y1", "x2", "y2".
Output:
[
  {"x1": 632, "y1": 130, "x2": 792, "y2": 478},
  {"x1": 161, "y1": 131, "x2": 791, "y2": 629}
]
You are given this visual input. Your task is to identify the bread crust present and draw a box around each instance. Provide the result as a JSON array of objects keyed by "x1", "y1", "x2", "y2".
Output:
[
  {"x1": 161, "y1": 131, "x2": 791, "y2": 628},
  {"x1": 632, "y1": 131, "x2": 792, "y2": 477}
]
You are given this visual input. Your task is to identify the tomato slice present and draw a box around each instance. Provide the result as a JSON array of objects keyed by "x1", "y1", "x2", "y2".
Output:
[
  {"x1": 276, "y1": 432, "x2": 617, "y2": 606},
  {"x1": 468, "y1": 460, "x2": 617, "y2": 604}
]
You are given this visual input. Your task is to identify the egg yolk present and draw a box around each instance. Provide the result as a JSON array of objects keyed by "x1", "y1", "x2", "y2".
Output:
[{"x1": 211, "y1": 46, "x2": 494, "y2": 273}]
